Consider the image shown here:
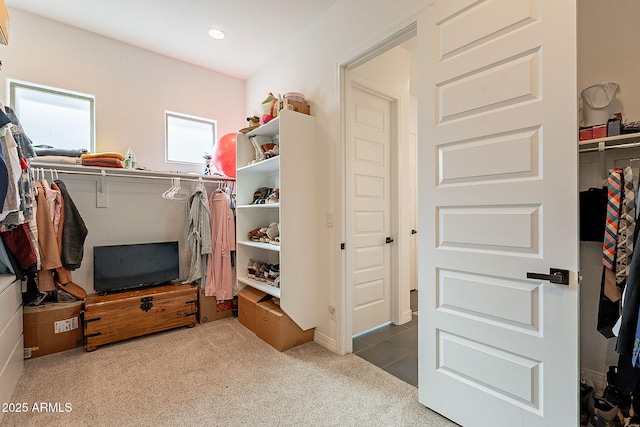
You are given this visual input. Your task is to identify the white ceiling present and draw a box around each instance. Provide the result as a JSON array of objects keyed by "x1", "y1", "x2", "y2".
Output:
[{"x1": 5, "y1": 0, "x2": 341, "y2": 80}]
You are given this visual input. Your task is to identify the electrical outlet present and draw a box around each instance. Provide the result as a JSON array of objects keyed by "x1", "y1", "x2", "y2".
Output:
[{"x1": 328, "y1": 305, "x2": 336, "y2": 320}]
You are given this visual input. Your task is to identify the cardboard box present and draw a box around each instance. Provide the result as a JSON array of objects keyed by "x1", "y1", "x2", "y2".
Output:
[
  {"x1": 198, "y1": 288, "x2": 233, "y2": 323},
  {"x1": 255, "y1": 300, "x2": 314, "y2": 352},
  {"x1": 237, "y1": 286, "x2": 269, "y2": 332},
  {"x1": 280, "y1": 99, "x2": 310, "y2": 115},
  {"x1": 23, "y1": 302, "x2": 83, "y2": 359}
]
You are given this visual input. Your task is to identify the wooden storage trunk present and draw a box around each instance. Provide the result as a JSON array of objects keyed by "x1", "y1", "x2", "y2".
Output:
[{"x1": 84, "y1": 284, "x2": 198, "y2": 351}]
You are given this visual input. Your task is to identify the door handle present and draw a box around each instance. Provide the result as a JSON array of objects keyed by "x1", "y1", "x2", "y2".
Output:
[
  {"x1": 526, "y1": 268, "x2": 569, "y2": 285},
  {"x1": 386, "y1": 237, "x2": 394, "y2": 244},
  {"x1": 411, "y1": 229, "x2": 417, "y2": 235}
]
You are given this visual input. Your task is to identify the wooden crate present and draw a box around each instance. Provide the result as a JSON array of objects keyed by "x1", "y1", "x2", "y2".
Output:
[{"x1": 84, "y1": 284, "x2": 198, "y2": 351}]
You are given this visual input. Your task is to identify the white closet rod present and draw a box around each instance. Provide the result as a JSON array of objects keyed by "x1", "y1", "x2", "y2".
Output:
[
  {"x1": 579, "y1": 141, "x2": 640, "y2": 154},
  {"x1": 30, "y1": 164, "x2": 235, "y2": 184}
]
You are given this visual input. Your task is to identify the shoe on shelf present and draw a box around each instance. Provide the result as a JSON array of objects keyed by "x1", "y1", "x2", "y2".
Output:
[{"x1": 265, "y1": 188, "x2": 279, "y2": 204}]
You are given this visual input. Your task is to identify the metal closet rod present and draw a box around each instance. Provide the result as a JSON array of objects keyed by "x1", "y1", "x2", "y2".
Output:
[
  {"x1": 30, "y1": 164, "x2": 235, "y2": 184},
  {"x1": 579, "y1": 141, "x2": 640, "y2": 153}
]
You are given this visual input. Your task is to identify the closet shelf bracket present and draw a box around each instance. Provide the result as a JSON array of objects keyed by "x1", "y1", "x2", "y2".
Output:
[
  {"x1": 599, "y1": 141, "x2": 607, "y2": 181},
  {"x1": 97, "y1": 169, "x2": 108, "y2": 208}
]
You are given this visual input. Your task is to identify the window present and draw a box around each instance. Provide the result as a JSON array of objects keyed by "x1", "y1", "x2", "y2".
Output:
[
  {"x1": 9, "y1": 80, "x2": 95, "y2": 151},
  {"x1": 165, "y1": 111, "x2": 217, "y2": 164}
]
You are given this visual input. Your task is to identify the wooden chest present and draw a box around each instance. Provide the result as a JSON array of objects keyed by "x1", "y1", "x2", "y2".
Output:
[{"x1": 84, "y1": 284, "x2": 198, "y2": 351}]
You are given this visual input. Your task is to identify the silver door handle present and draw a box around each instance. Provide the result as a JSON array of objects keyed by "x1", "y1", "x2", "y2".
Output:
[{"x1": 526, "y1": 268, "x2": 569, "y2": 285}]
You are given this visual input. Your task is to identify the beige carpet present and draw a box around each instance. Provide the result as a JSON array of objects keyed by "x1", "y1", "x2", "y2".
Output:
[{"x1": 1, "y1": 317, "x2": 456, "y2": 427}]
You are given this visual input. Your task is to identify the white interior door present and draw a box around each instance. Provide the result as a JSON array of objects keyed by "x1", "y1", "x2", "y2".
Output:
[
  {"x1": 348, "y1": 83, "x2": 393, "y2": 336},
  {"x1": 417, "y1": 1, "x2": 578, "y2": 426}
]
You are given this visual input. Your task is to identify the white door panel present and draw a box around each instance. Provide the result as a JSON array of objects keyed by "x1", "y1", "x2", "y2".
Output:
[
  {"x1": 418, "y1": 1, "x2": 578, "y2": 426},
  {"x1": 349, "y1": 84, "x2": 392, "y2": 335}
]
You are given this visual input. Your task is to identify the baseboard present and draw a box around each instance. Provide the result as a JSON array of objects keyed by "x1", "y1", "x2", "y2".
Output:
[
  {"x1": 582, "y1": 367, "x2": 607, "y2": 396},
  {"x1": 314, "y1": 330, "x2": 338, "y2": 353},
  {"x1": 400, "y1": 309, "x2": 413, "y2": 325}
]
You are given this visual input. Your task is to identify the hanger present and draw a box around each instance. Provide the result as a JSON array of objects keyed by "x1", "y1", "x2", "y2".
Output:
[
  {"x1": 162, "y1": 177, "x2": 177, "y2": 199},
  {"x1": 213, "y1": 180, "x2": 225, "y2": 193},
  {"x1": 162, "y1": 177, "x2": 188, "y2": 200}
]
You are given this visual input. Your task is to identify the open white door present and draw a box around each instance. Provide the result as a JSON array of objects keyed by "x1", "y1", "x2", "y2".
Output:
[
  {"x1": 417, "y1": 1, "x2": 578, "y2": 426},
  {"x1": 347, "y1": 83, "x2": 393, "y2": 335}
]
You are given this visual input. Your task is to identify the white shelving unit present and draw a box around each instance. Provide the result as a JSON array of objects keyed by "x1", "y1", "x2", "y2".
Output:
[{"x1": 235, "y1": 109, "x2": 317, "y2": 331}]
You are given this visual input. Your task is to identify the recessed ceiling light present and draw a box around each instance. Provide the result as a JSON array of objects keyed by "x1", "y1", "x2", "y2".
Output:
[{"x1": 208, "y1": 28, "x2": 225, "y2": 40}]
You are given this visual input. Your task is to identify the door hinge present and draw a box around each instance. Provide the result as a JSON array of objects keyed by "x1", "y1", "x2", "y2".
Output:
[{"x1": 341, "y1": 243, "x2": 345, "y2": 250}]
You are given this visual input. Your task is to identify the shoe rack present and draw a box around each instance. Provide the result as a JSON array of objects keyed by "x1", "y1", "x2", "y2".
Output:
[{"x1": 235, "y1": 109, "x2": 317, "y2": 331}]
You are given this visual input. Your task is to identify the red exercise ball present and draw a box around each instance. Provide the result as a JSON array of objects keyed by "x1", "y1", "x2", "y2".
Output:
[{"x1": 212, "y1": 133, "x2": 237, "y2": 178}]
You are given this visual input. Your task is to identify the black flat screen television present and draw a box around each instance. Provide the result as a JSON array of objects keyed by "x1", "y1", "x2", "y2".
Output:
[{"x1": 93, "y1": 241, "x2": 180, "y2": 294}]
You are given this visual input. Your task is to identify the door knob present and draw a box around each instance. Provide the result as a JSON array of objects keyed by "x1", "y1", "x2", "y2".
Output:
[
  {"x1": 386, "y1": 237, "x2": 394, "y2": 244},
  {"x1": 526, "y1": 268, "x2": 569, "y2": 285},
  {"x1": 411, "y1": 229, "x2": 417, "y2": 235}
]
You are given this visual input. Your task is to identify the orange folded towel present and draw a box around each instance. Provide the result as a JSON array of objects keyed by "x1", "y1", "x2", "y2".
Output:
[
  {"x1": 81, "y1": 152, "x2": 125, "y2": 161},
  {"x1": 82, "y1": 158, "x2": 123, "y2": 168}
]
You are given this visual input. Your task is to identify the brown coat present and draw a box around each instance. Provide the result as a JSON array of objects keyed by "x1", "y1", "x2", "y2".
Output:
[{"x1": 35, "y1": 181, "x2": 61, "y2": 291}]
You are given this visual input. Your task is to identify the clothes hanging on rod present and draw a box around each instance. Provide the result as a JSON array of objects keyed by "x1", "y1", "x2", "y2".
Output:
[
  {"x1": 205, "y1": 189, "x2": 235, "y2": 301},
  {"x1": 183, "y1": 179, "x2": 212, "y2": 286}
]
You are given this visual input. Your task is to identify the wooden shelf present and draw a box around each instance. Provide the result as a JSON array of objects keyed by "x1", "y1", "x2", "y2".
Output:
[{"x1": 238, "y1": 276, "x2": 281, "y2": 298}]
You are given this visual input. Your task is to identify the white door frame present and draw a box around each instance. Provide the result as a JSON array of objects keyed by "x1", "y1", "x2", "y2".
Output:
[{"x1": 338, "y1": 23, "x2": 417, "y2": 354}]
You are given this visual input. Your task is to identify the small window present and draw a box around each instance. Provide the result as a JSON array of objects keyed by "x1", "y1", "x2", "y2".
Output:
[
  {"x1": 8, "y1": 80, "x2": 95, "y2": 151},
  {"x1": 165, "y1": 111, "x2": 217, "y2": 164}
]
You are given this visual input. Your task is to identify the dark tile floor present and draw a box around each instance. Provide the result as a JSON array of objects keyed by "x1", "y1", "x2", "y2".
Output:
[{"x1": 353, "y1": 290, "x2": 418, "y2": 387}]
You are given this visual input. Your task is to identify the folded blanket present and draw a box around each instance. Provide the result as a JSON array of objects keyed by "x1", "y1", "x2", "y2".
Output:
[
  {"x1": 81, "y1": 152, "x2": 125, "y2": 161},
  {"x1": 32, "y1": 155, "x2": 82, "y2": 165},
  {"x1": 81, "y1": 158, "x2": 123, "y2": 168},
  {"x1": 34, "y1": 146, "x2": 88, "y2": 157}
]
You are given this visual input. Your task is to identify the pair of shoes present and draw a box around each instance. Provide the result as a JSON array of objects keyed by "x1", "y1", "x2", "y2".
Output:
[
  {"x1": 247, "y1": 223, "x2": 279, "y2": 244},
  {"x1": 582, "y1": 379, "x2": 595, "y2": 425},
  {"x1": 589, "y1": 397, "x2": 623, "y2": 427},
  {"x1": 251, "y1": 187, "x2": 273, "y2": 204}
]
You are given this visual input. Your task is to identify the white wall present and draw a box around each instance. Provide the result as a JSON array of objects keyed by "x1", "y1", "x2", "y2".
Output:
[
  {"x1": 245, "y1": 0, "x2": 424, "y2": 350},
  {"x1": 0, "y1": 9, "x2": 246, "y2": 293},
  {"x1": 1, "y1": 8, "x2": 245, "y2": 174},
  {"x1": 578, "y1": 0, "x2": 640, "y2": 384},
  {"x1": 578, "y1": 0, "x2": 640, "y2": 125}
]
